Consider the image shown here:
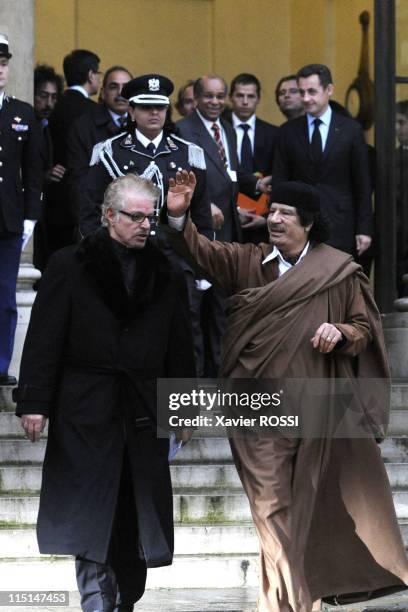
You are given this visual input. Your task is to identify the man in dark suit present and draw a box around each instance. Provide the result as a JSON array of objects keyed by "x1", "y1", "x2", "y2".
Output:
[
  {"x1": 32, "y1": 64, "x2": 65, "y2": 273},
  {"x1": 67, "y1": 65, "x2": 132, "y2": 215},
  {"x1": 176, "y1": 74, "x2": 271, "y2": 374},
  {"x1": 0, "y1": 35, "x2": 43, "y2": 385},
  {"x1": 273, "y1": 63, "x2": 372, "y2": 257},
  {"x1": 229, "y1": 73, "x2": 277, "y2": 176},
  {"x1": 229, "y1": 72, "x2": 278, "y2": 241},
  {"x1": 47, "y1": 49, "x2": 100, "y2": 251}
]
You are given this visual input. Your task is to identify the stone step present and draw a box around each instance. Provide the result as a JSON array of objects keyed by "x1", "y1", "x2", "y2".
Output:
[
  {"x1": 381, "y1": 437, "x2": 408, "y2": 462},
  {"x1": 391, "y1": 383, "x2": 408, "y2": 410},
  {"x1": 1, "y1": 462, "x2": 408, "y2": 493},
  {"x1": 0, "y1": 439, "x2": 47, "y2": 463},
  {"x1": 2, "y1": 521, "x2": 408, "y2": 561},
  {"x1": 2, "y1": 488, "x2": 408, "y2": 526},
  {"x1": 0, "y1": 523, "x2": 259, "y2": 558},
  {"x1": 0, "y1": 589, "x2": 258, "y2": 612},
  {"x1": 0, "y1": 436, "x2": 407, "y2": 466},
  {"x1": 2, "y1": 381, "x2": 408, "y2": 415},
  {"x1": 2, "y1": 588, "x2": 408, "y2": 612},
  {"x1": 0, "y1": 386, "x2": 15, "y2": 412},
  {"x1": 0, "y1": 554, "x2": 260, "y2": 590},
  {"x1": 0, "y1": 491, "x2": 252, "y2": 525}
]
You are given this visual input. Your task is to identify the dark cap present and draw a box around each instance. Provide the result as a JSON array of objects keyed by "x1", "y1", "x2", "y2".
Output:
[
  {"x1": 271, "y1": 181, "x2": 320, "y2": 213},
  {"x1": 0, "y1": 34, "x2": 12, "y2": 59},
  {"x1": 122, "y1": 74, "x2": 174, "y2": 105}
]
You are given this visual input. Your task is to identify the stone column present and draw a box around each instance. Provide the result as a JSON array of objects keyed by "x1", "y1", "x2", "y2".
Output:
[{"x1": 0, "y1": 1, "x2": 39, "y2": 378}]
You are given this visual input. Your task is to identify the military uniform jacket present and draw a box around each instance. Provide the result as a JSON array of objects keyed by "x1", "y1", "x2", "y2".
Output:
[
  {"x1": 0, "y1": 95, "x2": 43, "y2": 235},
  {"x1": 80, "y1": 131, "x2": 212, "y2": 239}
]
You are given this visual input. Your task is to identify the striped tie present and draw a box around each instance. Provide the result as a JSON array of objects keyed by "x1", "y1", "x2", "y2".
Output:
[{"x1": 211, "y1": 123, "x2": 227, "y2": 167}]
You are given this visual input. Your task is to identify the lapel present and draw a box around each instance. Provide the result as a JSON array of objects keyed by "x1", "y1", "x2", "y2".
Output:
[
  {"x1": 0, "y1": 95, "x2": 16, "y2": 130},
  {"x1": 222, "y1": 118, "x2": 239, "y2": 170},
  {"x1": 127, "y1": 133, "x2": 173, "y2": 160},
  {"x1": 253, "y1": 117, "x2": 265, "y2": 168},
  {"x1": 189, "y1": 111, "x2": 230, "y2": 180},
  {"x1": 293, "y1": 115, "x2": 312, "y2": 160},
  {"x1": 322, "y1": 111, "x2": 342, "y2": 162}
]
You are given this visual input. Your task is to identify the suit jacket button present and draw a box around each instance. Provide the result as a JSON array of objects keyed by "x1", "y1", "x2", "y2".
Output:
[
  {"x1": 0, "y1": 146, "x2": 2, "y2": 151},
  {"x1": 0, "y1": 177, "x2": 3, "y2": 182}
]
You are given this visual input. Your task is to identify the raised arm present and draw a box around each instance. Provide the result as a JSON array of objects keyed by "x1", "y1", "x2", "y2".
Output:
[{"x1": 166, "y1": 170, "x2": 243, "y2": 291}]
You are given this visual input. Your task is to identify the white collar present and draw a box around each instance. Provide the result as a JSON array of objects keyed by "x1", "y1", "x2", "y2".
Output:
[
  {"x1": 196, "y1": 108, "x2": 222, "y2": 130},
  {"x1": 108, "y1": 109, "x2": 127, "y2": 124},
  {"x1": 262, "y1": 241, "x2": 310, "y2": 266},
  {"x1": 135, "y1": 129, "x2": 163, "y2": 149},
  {"x1": 69, "y1": 85, "x2": 89, "y2": 98},
  {"x1": 306, "y1": 104, "x2": 332, "y2": 127},
  {"x1": 0, "y1": 91, "x2": 5, "y2": 108},
  {"x1": 232, "y1": 112, "x2": 256, "y2": 130}
]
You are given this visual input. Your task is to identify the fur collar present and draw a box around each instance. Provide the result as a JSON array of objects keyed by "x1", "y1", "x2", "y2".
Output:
[{"x1": 76, "y1": 228, "x2": 171, "y2": 322}]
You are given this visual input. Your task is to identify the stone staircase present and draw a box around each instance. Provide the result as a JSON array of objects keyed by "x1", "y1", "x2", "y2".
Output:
[{"x1": 0, "y1": 384, "x2": 407, "y2": 604}]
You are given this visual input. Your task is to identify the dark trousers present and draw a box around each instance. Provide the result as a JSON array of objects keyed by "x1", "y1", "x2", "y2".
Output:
[
  {"x1": 184, "y1": 273, "x2": 226, "y2": 378},
  {"x1": 201, "y1": 286, "x2": 226, "y2": 378},
  {"x1": 76, "y1": 454, "x2": 147, "y2": 612},
  {"x1": 0, "y1": 234, "x2": 21, "y2": 374}
]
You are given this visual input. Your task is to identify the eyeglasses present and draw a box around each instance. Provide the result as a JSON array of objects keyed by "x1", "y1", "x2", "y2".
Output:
[{"x1": 118, "y1": 210, "x2": 158, "y2": 224}]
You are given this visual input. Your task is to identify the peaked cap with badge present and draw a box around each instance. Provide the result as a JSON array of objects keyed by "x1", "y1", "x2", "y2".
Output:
[{"x1": 81, "y1": 73, "x2": 212, "y2": 240}]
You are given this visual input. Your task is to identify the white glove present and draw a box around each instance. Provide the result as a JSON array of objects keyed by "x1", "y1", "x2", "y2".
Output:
[
  {"x1": 195, "y1": 279, "x2": 212, "y2": 291},
  {"x1": 22, "y1": 219, "x2": 36, "y2": 249}
]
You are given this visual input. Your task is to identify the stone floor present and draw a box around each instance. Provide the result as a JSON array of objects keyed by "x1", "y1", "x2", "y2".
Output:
[{"x1": 12, "y1": 588, "x2": 408, "y2": 611}]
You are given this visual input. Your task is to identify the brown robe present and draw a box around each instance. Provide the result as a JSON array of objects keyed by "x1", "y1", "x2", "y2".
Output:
[{"x1": 166, "y1": 217, "x2": 408, "y2": 611}]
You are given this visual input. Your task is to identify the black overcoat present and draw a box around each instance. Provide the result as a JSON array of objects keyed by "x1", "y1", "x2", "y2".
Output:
[{"x1": 15, "y1": 229, "x2": 196, "y2": 566}]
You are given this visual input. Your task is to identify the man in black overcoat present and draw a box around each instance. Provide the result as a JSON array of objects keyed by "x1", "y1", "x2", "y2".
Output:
[{"x1": 14, "y1": 174, "x2": 196, "y2": 612}]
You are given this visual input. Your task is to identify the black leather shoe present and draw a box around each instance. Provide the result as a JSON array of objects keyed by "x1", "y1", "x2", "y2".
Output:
[{"x1": 0, "y1": 374, "x2": 17, "y2": 386}]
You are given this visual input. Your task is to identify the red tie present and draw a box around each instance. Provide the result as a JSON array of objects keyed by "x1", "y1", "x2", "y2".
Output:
[{"x1": 211, "y1": 123, "x2": 227, "y2": 167}]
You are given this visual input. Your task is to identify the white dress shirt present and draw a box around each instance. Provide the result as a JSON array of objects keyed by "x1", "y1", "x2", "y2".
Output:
[
  {"x1": 108, "y1": 109, "x2": 127, "y2": 127},
  {"x1": 69, "y1": 85, "x2": 89, "y2": 98},
  {"x1": 261, "y1": 242, "x2": 310, "y2": 276},
  {"x1": 306, "y1": 105, "x2": 332, "y2": 151},
  {"x1": 135, "y1": 129, "x2": 163, "y2": 150},
  {"x1": 0, "y1": 91, "x2": 5, "y2": 110},
  {"x1": 196, "y1": 109, "x2": 231, "y2": 168},
  {"x1": 232, "y1": 112, "x2": 256, "y2": 163}
]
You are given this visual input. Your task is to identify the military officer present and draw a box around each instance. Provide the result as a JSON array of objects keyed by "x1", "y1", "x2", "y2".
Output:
[
  {"x1": 80, "y1": 73, "x2": 212, "y2": 241},
  {"x1": 0, "y1": 34, "x2": 43, "y2": 385}
]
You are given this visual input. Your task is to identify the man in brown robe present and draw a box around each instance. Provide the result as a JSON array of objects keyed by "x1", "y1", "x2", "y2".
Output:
[{"x1": 164, "y1": 175, "x2": 408, "y2": 612}]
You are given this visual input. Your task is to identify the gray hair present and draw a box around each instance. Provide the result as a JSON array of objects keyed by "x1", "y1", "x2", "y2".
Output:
[{"x1": 101, "y1": 174, "x2": 160, "y2": 226}]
